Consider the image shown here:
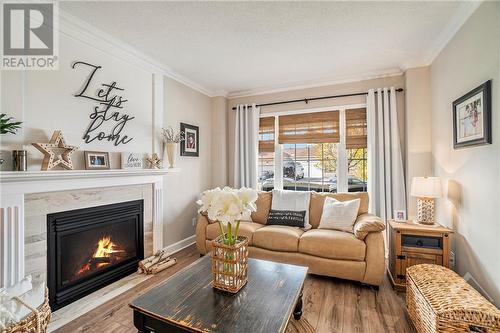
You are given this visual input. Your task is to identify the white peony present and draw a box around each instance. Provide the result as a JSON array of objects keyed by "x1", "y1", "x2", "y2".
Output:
[{"x1": 197, "y1": 187, "x2": 258, "y2": 226}]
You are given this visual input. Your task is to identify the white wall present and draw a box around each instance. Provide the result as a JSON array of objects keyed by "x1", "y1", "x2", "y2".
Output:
[
  {"x1": 430, "y1": 2, "x2": 500, "y2": 305},
  {"x1": 211, "y1": 96, "x2": 228, "y2": 187},
  {"x1": 1, "y1": 29, "x2": 154, "y2": 170},
  {"x1": 404, "y1": 67, "x2": 432, "y2": 218},
  {"x1": 163, "y1": 77, "x2": 213, "y2": 246}
]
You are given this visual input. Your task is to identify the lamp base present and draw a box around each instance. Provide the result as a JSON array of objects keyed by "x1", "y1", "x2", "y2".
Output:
[{"x1": 416, "y1": 197, "x2": 435, "y2": 225}]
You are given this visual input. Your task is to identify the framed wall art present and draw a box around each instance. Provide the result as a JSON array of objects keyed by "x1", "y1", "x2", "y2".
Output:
[
  {"x1": 180, "y1": 123, "x2": 199, "y2": 157},
  {"x1": 453, "y1": 80, "x2": 492, "y2": 149}
]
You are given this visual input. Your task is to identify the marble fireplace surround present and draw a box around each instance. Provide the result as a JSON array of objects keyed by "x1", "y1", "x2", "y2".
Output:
[{"x1": 0, "y1": 169, "x2": 178, "y2": 290}]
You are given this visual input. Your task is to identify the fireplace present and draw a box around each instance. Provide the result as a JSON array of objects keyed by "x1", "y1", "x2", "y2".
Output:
[{"x1": 47, "y1": 200, "x2": 144, "y2": 310}]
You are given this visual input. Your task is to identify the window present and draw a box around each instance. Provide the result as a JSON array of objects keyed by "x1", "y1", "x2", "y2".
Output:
[
  {"x1": 346, "y1": 108, "x2": 368, "y2": 192},
  {"x1": 259, "y1": 107, "x2": 368, "y2": 193},
  {"x1": 258, "y1": 117, "x2": 275, "y2": 190},
  {"x1": 280, "y1": 143, "x2": 337, "y2": 192}
]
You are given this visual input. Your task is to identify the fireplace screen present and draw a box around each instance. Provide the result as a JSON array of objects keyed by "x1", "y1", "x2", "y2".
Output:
[
  {"x1": 60, "y1": 220, "x2": 138, "y2": 285},
  {"x1": 47, "y1": 200, "x2": 144, "y2": 310}
]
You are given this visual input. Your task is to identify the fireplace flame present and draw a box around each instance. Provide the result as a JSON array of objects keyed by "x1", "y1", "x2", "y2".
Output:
[
  {"x1": 76, "y1": 236, "x2": 125, "y2": 277},
  {"x1": 94, "y1": 236, "x2": 122, "y2": 258}
]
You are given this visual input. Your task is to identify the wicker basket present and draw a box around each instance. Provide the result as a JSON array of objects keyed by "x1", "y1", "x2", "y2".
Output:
[
  {"x1": 1, "y1": 287, "x2": 51, "y2": 333},
  {"x1": 211, "y1": 235, "x2": 249, "y2": 293},
  {"x1": 406, "y1": 264, "x2": 500, "y2": 333}
]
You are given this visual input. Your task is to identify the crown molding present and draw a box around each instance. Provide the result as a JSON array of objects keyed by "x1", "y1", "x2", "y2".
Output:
[
  {"x1": 58, "y1": 9, "x2": 218, "y2": 97},
  {"x1": 401, "y1": 0, "x2": 482, "y2": 70},
  {"x1": 226, "y1": 69, "x2": 403, "y2": 99}
]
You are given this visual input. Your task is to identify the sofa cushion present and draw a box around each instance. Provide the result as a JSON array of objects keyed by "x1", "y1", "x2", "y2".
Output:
[
  {"x1": 251, "y1": 191, "x2": 272, "y2": 224},
  {"x1": 206, "y1": 221, "x2": 264, "y2": 245},
  {"x1": 309, "y1": 192, "x2": 369, "y2": 229},
  {"x1": 271, "y1": 190, "x2": 311, "y2": 229},
  {"x1": 299, "y1": 229, "x2": 366, "y2": 261},
  {"x1": 318, "y1": 197, "x2": 360, "y2": 232},
  {"x1": 253, "y1": 226, "x2": 304, "y2": 252}
]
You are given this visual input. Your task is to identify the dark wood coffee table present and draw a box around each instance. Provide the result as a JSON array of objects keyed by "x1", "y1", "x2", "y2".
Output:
[{"x1": 129, "y1": 255, "x2": 307, "y2": 333}]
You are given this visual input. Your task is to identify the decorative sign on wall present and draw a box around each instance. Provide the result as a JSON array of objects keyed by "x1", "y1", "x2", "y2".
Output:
[
  {"x1": 72, "y1": 61, "x2": 135, "y2": 146},
  {"x1": 121, "y1": 152, "x2": 143, "y2": 169}
]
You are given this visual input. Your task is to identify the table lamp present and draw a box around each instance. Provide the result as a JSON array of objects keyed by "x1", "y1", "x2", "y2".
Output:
[{"x1": 411, "y1": 177, "x2": 442, "y2": 225}]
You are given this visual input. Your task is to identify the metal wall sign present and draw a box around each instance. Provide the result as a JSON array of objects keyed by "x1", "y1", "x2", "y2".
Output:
[{"x1": 72, "y1": 61, "x2": 134, "y2": 146}]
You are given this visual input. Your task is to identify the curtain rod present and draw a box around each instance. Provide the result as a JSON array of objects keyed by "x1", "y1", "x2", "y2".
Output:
[{"x1": 231, "y1": 88, "x2": 404, "y2": 110}]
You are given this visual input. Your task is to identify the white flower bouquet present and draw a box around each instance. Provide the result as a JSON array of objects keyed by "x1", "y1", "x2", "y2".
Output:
[{"x1": 197, "y1": 187, "x2": 258, "y2": 246}]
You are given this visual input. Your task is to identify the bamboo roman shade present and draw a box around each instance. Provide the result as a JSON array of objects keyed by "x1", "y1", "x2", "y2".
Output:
[
  {"x1": 346, "y1": 108, "x2": 367, "y2": 149},
  {"x1": 278, "y1": 111, "x2": 339, "y2": 144},
  {"x1": 259, "y1": 117, "x2": 275, "y2": 152}
]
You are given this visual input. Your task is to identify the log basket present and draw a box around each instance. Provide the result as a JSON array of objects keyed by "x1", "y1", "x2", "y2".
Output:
[
  {"x1": 211, "y1": 235, "x2": 249, "y2": 293},
  {"x1": 1, "y1": 287, "x2": 51, "y2": 333}
]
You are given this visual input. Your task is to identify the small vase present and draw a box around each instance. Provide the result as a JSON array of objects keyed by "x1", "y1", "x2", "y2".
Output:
[
  {"x1": 166, "y1": 143, "x2": 176, "y2": 168},
  {"x1": 211, "y1": 235, "x2": 249, "y2": 293}
]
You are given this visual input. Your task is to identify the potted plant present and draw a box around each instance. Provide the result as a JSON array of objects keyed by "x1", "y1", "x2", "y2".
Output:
[
  {"x1": 0, "y1": 114, "x2": 22, "y2": 166},
  {"x1": 161, "y1": 126, "x2": 184, "y2": 168},
  {"x1": 197, "y1": 187, "x2": 258, "y2": 293}
]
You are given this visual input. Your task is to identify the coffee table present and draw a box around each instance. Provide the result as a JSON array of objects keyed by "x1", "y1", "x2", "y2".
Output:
[{"x1": 129, "y1": 255, "x2": 308, "y2": 333}]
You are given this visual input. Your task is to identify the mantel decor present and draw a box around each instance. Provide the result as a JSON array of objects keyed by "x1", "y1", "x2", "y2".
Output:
[
  {"x1": 453, "y1": 80, "x2": 491, "y2": 149},
  {"x1": 84, "y1": 151, "x2": 110, "y2": 170},
  {"x1": 32, "y1": 130, "x2": 78, "y2": 171},
  {"x1": 197, "y1": 187, "x2": 258, "y2": 293},
  {"x1": 161, "y1": 126, "x2": 184, "y2": 168},
  {"x1": 146, "y1": 153, "x2": 162, "y2": 169}
]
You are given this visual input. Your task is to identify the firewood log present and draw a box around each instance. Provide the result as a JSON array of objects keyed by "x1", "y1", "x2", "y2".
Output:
[
  {"x1": 150, "y1": 258, "x2": 177, "y2": 274},
  {"x1": 143, "y1": 254, "x2": 170, "y2": 270}
]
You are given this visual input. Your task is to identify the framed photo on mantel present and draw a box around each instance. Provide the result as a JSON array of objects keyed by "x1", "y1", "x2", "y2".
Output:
[
  {"x1": 453, "y1": 80, "x2": 492, "y2": 149},
  {"x1": 180, "y1": 123, "x2": 199, "y2": 157}
]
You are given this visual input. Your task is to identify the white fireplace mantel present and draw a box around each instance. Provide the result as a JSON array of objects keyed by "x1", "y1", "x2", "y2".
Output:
[{"x1": 0, "y1": 168, "x2": 179, "y2": 288}]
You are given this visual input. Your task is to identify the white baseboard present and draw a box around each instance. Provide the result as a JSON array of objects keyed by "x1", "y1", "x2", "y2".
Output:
[{"x1": 162, "y1": 235, "x2": 196, "y2": 255}]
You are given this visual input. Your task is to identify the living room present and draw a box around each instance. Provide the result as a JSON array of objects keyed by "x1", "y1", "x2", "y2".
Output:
[{"x1": 0, "y1": 1, "x2": 499, "y2": 333}]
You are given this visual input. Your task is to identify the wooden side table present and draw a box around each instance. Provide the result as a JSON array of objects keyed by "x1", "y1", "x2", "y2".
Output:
[{"x1": 387, "y1": 220, "x2": 452, "y2": 291}]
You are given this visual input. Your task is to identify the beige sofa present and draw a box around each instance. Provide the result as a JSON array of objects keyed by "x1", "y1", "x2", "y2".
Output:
[{"x1": 196, "y1": 191, "x2": 386, "y2": 287}]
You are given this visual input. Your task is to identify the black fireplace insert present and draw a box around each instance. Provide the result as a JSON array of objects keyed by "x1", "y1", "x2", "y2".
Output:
[{"x1": 47, "y1": 200, "x2": 144, "y2": 310}]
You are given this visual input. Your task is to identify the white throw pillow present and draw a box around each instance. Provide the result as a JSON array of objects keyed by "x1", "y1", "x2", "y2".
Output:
[
  {"x1": 271, "y1": 189, "x2": 311, "y2": 229},
  {"x1": 318, "y1": 197, "x2": 360, "y2": 232}
]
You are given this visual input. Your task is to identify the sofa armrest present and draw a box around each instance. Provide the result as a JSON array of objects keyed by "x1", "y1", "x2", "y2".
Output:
[
  {"x1": 362, "y1": 231, "x2": 385, "y2": 286},
  {"x1": 195, "y1": 214, "x2": 209, "y2": 255},
  {"x1": 353, "y1": 213, "x2": 385, "y2": 240}
]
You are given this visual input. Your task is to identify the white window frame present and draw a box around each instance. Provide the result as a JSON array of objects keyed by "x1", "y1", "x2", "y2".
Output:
[{"x1": 259, "y1": 103, "x2": 366, "y2": 191}]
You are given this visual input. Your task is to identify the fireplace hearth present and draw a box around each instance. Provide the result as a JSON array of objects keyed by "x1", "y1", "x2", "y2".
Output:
[{"x1": 47, "y1": 200, "x2": 144, "y2": 310}]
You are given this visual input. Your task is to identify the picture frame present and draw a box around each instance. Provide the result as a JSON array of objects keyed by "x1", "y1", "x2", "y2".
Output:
[
  {"x1": 394, "y1": 210, "x2": 406, "y2": 222},
  {"x1": 121, "y1": 152, "x2": 143, "y2": 169},
  {"x1": 453, "y1": 80, "x2": 492, "y2": 149},
  {"x1": 84, "y1": 151, "x2": 110, "y2": 170},
  {"x1": 180, "y1": 123, "x2": 199, "y2": 157}
]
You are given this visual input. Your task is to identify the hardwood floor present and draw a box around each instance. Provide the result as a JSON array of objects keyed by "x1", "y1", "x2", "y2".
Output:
[{"x1": 54, "y1": 245, "x2": 416, "y2": 333}]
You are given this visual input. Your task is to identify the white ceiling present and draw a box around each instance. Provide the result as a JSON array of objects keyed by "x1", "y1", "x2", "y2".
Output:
[{"x1": 60, "y1": 1, "x2": 479, "y2": 97}]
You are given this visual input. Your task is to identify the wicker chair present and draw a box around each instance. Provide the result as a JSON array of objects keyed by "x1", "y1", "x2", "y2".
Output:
[
  {"x1": 1, "y1": 288, "x2": 51, "y2": 333},
  {"x1": 406, "y1": 264, "x2": 500, "y2": 333}
]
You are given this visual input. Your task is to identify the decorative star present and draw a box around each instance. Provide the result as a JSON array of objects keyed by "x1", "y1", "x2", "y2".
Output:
[
  {"x1": 32, "y1": 130, "x2": 78, "y2": 171},
  {"x1": 147, "y1": 153, "x2": 162, "y2": 169}
]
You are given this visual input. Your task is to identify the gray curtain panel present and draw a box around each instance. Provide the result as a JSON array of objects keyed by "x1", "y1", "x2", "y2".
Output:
[
  {"x1": 234, "y1": 104, "x2": 260, "y2": 189},
  {"x1": 367, "y1": 87, "x2": 407, "y2": 220}
]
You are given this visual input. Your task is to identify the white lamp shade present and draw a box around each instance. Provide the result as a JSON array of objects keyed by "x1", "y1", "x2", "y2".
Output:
[{"x1": 411, "y1": 177, "x2": 442, "y2": 198}]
